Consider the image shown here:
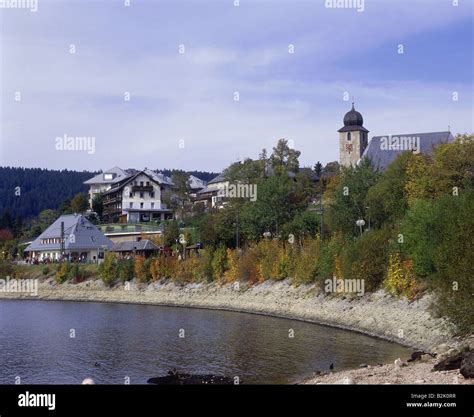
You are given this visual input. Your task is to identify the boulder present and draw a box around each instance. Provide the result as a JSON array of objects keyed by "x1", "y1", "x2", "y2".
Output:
[
  {"x1": 460, "y1": 351, "x2": 474, "y2": 378},
  {"x1": 147, "y1": 370, "x2": 236, "y2": 385},
  {"x1": 433, "y1": 352, "x2": 465, "y2": 372}
]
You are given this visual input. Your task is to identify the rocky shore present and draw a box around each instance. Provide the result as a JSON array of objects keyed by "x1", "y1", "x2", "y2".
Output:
[{"x1": 1, "y1": 277, "x2": 471, "y2": 384}]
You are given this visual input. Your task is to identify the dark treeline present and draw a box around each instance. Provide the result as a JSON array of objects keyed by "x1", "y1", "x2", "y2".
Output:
[
  {"x1": 0, "y1": 167, "x2": 219, "y2": 220},
  {"x1": 0, "y1": 167, "x2": 95, "y2": 220},
  {"x1": 158, "y1": 169, "x2": 219, "y2": 183}
]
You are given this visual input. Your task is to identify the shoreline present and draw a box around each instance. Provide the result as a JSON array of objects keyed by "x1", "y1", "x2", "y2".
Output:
[
  {"x1": 1, "y1": 278, "x2": 472, "y2": 385},
  {"x1": 0, "y1": 278, "x2": 458, "y2": 351}
]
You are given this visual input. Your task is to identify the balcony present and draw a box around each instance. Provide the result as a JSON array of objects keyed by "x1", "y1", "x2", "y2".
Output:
[{"x1": 132, "y1": 185, "x2": 153, "y2": 192}]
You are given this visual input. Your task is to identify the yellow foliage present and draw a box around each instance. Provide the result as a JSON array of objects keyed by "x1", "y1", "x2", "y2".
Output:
[
  {"x1": 224, "y1": 249, "x2": 239, "y2": 283},
  {"x1": 385, "y1": 252, "x2": 422, "y2": 300}
]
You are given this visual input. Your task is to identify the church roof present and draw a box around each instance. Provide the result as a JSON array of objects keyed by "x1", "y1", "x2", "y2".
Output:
[
  {"x1": 362, "y1": 131, "x2": 454, "y2": 170},
  {"x1": 338, "y1": 103, "x2": 369, "y2": 133}
]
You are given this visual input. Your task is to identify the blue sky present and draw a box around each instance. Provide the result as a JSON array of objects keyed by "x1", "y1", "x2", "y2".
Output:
[{"x1": 0, "y1": 0, "x2": 472, "y2": 172}]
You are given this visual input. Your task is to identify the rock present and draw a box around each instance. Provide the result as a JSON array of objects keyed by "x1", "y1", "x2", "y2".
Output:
[
  {"x1": 460, "y1": 351, "x2": 474, "y2": 379},
  {"x1": 408, "y1": 351, "x2": 435, "y2": 362},
  {"x1": 338, "y1": 377, "x2": 354, "y2": 384},
  {"x1": 436, "y1": 343, "x2": 449, "y2": 354},
  {"x1": 148, "y1": 370, "x2": 235, "y2": 385},
  {"x1": 433, "y1": 352, "x2": 465, "y2": 372},
  {"x1": 359, "y1": 364, "x2": 368, "y2": 368},
  {"x1": 82, "y1": 378, "x2": 95, "y2": 385},
  {"x1": 394, "y1": 358, "x2": 407, "y2": 368}
]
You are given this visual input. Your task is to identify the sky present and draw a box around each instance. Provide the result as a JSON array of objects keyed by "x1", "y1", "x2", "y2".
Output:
[{"x1": 0, "y1": 0, "x2": 472, "y2": 173}]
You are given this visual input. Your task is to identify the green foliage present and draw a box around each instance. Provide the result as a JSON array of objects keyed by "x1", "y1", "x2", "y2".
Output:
[
  {"x1": 326, "y1": 158, "x2": 381, "y2": 236},
  {"x1": 341, "y1": 228, "x2": 391, "y2": 291},
  {"x1": 293, "y1": 239, "x2": 321, "y2": 284},
  {"x1": 55, "y1": 262, "x2": 71, "y2": 284},
  {"x1": 117, "y1": 258, "x2": 134, "y2": 282},
  {"x1": 402, "y1": 191, "x2": 474, "y2": 333},
  {"x1": 211, "y1": 245, "x2": 228, "y2": 281},
  {"x1": 70, "y1": 192, "x2": 89, "y2": 214},
  {"x1": 99, "y1": 253, "x2": 117, "y2": 286},
  {"x1": 365, "y1": 152, "x2": 412, "y2": 227},
  {"x1": 91, "y1": 194, "x2": 104, "y2": 219},
  {"x1": 163, "y1": 220, "x2": 180, "y2": 248}
]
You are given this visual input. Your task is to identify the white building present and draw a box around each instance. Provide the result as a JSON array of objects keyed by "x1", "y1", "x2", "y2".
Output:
[
  {"x1": 24, "y1": 214, "x2": 113, "y2": 262},
  {"x1": 102, "y1": 169, "x2": 173, "y2": 223}
]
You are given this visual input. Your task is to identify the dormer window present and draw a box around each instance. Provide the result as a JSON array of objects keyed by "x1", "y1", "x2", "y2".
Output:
[
  {"x1": 347, "y1": 132, "x2": 352, "y2": 141},
  {"x1": 103, "y1": 173, "x2": 116, "y2": 181}
]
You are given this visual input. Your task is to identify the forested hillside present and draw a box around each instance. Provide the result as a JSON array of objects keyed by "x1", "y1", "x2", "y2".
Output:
[
  {"x1": 0, "y1": 167, "x2": 218, "y2": 219},
  {"x1": 0, "y1": 167, "x2": 95, "y2": 219}
]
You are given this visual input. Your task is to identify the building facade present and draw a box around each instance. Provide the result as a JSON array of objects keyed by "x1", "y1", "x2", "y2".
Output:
[
  {"x1": 102, "y1": 170, "x2": 173, "y2": 223},
  {"x1": 24, "y1": 214, "x2": 113, "y2": 262}
]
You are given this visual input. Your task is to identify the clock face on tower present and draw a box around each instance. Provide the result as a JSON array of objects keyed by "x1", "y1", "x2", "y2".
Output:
[{"x1": 345, "y1": 143, "x2": 353, "y2": 153}]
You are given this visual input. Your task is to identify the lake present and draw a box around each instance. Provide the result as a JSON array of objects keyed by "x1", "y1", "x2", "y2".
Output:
[{"x1": 0, "y1": 300, "x2": 410, "y2": 384}]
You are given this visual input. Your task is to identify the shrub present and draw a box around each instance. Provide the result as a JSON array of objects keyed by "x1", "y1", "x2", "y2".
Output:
[
  {"x1": 235, "y1": 245, "x2": 261, "y2": 284},
  {"x1": 293, "y1": 238, "x2": 321, "y2": 284},
  {"x1": 211, "y1": 245, "x2": 228, "y2": 281},
  {"x1": 273, "y1": 245, "x2": 293, "y2": 281},
  {"x1": 55, "y1": 262, "x2": 71, "y2": 284},
  {"x1": 257, "y1": 239, "x2": 279, "y2": 281},
  {"x1": 384, "y1": 252, "x2": 422, "y2": 300},
  {"x1": 174, "y1": 257, "x2": 200, "y2": 285},
  {"x1": 99, "y1": 253, "x2": 117, "y2": 286},
  {"x1": 347, "y1": 228, "x2": 390, "y2": 291},
  {"x1": 117, "y1": 258, "x2": 134, "y2": 282},
  {"x1": 134, "y1": 255, "x2": 149, "y2": 284},
  {"x1": 224, "y1": 249, "x2": 239, "y2": 283},
  {"x1": 42, "y1": 266, "x2": 50, "y2": 276},
  {"x1": 67, "y1": 263, "x2": 86, "y2": 282}
]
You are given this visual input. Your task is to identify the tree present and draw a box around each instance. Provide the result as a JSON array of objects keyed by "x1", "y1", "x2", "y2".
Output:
[
  {"x1": 70, "y1": 192, "x2": 88, "y2": 214},
  {"x1": 163, "y1": 220, "x2": 180, "y2": 248},
  {"x1": 270, "y1": 139, "x2": 301, "y2": 174},
  {"x1": 325, "y1": 158, "x2": 380, "y2": 236},
  {"x1": 365, "y1": 152, "x2": 413, "y2": 228},
  {"x1": 92, "y1": 194, "x2": 104, "y2": 219},
  {"x1": 313, "y1": 161, "x2": 323, "y2": 177},
  {"x1": 39, "y1": 209, "x2": 59, "y2": 229}
]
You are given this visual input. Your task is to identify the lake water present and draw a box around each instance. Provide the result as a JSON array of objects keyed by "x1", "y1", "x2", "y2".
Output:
[{"x1": 0, "y1": 300, "x2": 411, "y2": 384}]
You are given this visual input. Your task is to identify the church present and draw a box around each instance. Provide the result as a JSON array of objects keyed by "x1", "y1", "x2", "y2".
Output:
[{"x1": 338, "y1": 103, "x2": 454, "y2": 169}]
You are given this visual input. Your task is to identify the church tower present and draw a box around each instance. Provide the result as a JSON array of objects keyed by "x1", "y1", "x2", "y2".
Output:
[{"x1": 338, "y1": 102, "x2": 369, "y2": 167}]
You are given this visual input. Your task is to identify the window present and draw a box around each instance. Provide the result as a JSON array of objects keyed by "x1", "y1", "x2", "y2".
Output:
[
  {"x1": 151, "y1": 202, "x2": 155, "y2": 209},
  {"x1": 140, "y1": 192, "x2": 144, "y2": 198},
  {"x1": 129, "y1": 203, "x2": 133, "y2": 208},
  {"x1": 140, "y1": 181, "x2": 143, "y2": 186},
  {"x1": 140, "y1": 203, "x2": 144, "y2": 209},
  {"x1": 129, "y1": 192, "x2": 133, "y2": 198},
  {"x1": 150, "y1": 191, "x2": 155, "y2": 198},
  {"x1": 146, "y1": 181, "x2": 150, "y2": 186},
  {"x1": 347, "y1": 132, "x2": 352, "y2": 141}
]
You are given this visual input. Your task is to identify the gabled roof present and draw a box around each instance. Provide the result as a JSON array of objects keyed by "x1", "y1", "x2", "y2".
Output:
[
  {"x1": 111, "y1": 240, "x2": 159, "y2": 252},
  {"x1": 207, "y1": 173, "x2": 227, "y2": 185},
  {"x1": 103, "y1": 169, "x2": 173, "y2": 195},
  {"x1": 362, "y1": 131, "x2": 454, "y2": 170},
  {"x1": 188, "y1": 175, "x2": 207, "y2": 190},
  {"x1": 84, "y1": 166, "x2": 130, "y2": 185},
  {"x1": 25, "y1": 214, "x2": 113, "y2": 252},
  {"x1": 145, "y1": 169, "x2": 174, "y2": 186}
]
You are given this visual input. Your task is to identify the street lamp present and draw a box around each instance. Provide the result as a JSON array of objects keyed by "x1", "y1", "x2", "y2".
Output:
[
  {"x1": 263, "y1": 231, "x2": 272, "y2": 239},
  {"x1": 356, "y1": 219, "x2": 366, "y2": 236}
]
